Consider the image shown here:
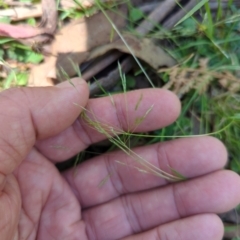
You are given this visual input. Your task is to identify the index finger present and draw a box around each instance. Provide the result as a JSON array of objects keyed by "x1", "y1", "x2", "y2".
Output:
[{"x1": 36, "y1": 88, "x2": 181, "y2": 162}]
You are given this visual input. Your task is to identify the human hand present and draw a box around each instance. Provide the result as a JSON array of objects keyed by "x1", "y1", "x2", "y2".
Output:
[{"x1": 1, "y1": 78, "x2": 240, "y2": 240}]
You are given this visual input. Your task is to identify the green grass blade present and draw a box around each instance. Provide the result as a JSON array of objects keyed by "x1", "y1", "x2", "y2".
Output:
[
  {"x1": 204, "y1": 1, "x2": 213, "y2": 39},
  {"x1": 174, "y1": 0, "x2": 209, "y2": 27}
]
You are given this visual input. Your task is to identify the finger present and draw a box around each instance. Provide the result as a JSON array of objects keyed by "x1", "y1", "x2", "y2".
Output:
[
  {"x1": 36, "y1": 89, "x2": 181, "y2": 161},
  {"x1": 82, "y1": 170, "x2": 240, "y2": 239},
  {"x1": 63, "y1": 136, "x2": 227, "y2": 207},
  {"x1": 0, "y1": 78, "x2": 89, "y2": 177},
  {"x1": 122, "y1": 214, "x2": 223, "y2": 240}
]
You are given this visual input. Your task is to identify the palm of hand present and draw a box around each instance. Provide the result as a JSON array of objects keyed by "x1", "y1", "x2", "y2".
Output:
[
  {"x1": 1, "y1": 80, "x2": 240, "y2": 240},
  {"x1": 14, "y1": 148, "x2": 85, "y2": 239}
]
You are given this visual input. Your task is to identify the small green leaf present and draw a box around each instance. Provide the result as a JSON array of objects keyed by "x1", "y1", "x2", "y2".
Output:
[
  {"x1": 0, "y1": 49, "x2": 4, "y2": 58},
  {"x1": 126, "y1": 75, "x2": 136, "y2": 88},
  {"x1": 0, "y1": 16, "x2": 11, "y2": 23},
  {"x1": 16, "y1": 72, "x2": 28, "y2": 86},
  {"x1": 0, "y1": 38, "x2": 14, "y2": 44},
  {"x1": 229, "y1": 113, "x2": 240, "y2": 120},
  {"x1": 4, "y1": 70, "x2": 16, "y2": 89},
  {"x1": 6, "y1": 48, "x2": 18, "y2": 60},
  {"x1": 27, "y1": 18, "x2": 36, "y2": 26},
  {"x1": 25, "y1": 51, "x2": 43, "y2": 63},
  {"x1": 175, "y1": 0, "x2": 209, "y2": 27},
  {"x1": 60, "y1": 10, "x2": 71, "y2": 20},
  {"x1": 129, "y1": 7, "x2": 144, "y2": 22}
]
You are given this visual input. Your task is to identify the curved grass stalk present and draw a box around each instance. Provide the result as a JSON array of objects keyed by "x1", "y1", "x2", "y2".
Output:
[
  {"x1": 119, "y1": 121, "x2": 233, "y2": 139},
  {"x1": 80, "y1": 107, "x2": 185, "y2": 182},
  {"x1": 78, "y1": 102, "x2": 234, "y2": 182}
]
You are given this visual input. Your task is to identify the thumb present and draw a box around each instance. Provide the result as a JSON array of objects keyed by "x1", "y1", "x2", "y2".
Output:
[{"x1": 0, "y1": 78, "x2": 89, "y2": 176}]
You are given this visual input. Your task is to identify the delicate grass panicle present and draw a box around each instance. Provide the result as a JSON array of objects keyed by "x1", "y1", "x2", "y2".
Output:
[{"x1": 79, "y1": 99, "x2": 185, "y2": 182}]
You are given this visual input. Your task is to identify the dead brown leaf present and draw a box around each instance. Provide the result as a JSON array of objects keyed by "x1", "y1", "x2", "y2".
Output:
[
  {"x1": 29, "y1": 5, "x2": 128, "y2": 86},
  {"x1": 87, "y1": 34, "x2": 176, "y2": 69}
]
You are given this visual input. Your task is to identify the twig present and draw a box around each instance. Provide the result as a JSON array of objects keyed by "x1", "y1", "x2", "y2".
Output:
[
  {"x1": 89, "y1": 57, "x2": 134, "y2": 97},
  {"x1": 0, "y1": 4, "x2": 42, "y2": 21},
  {"x1": 4, "y1": 1, "x2": 32, "y2": 7},
  {"x1": 138, "y1": 2, "x2": 159, "y2": 14},
  {"x1": 82, "y1": 51, "x2": 122, "y2": 80},
  {"x1": 163, "y1": 0, "x2": 197, "y2": 29},
  {"x1": 136, "y1": 0, "x2": 177, "y2": 35}
]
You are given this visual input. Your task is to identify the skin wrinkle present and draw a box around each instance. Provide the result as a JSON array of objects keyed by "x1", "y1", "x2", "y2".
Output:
[
  {"x1": 16, "y1": 162, "x2": 51, "y2": 239},
  {"x1": 20, "y1": 199, "x2": 42, "y2": 239},
  {"x1": 131, "y1": 194, "x2": 146, "y2": 232},
  {"x1": 172, "y1": 182, "x2": 189, "y2": 218},
  {"x1": 0, "y1": 178, "x2": 20, "y2": 240},
  {"x1": 73, "y1": 118, "x2": 92, "y2": 150},
  {"x1": 18, "y1": 118, "x2": 35, "y2": 156},
  {"x1": 121, "y1": 194, "x2": 142, "y2": 234},
  {"x1": 156, "y1": 142, "x2": 174, "y2": 182},
  {"x1": 113, "y1": 95, "x2": 128, "y2": 132},
  {"x1": 35, "y1": 104, "x2": 55, "y2": 139},
  {"x1": 17, "y1": 88, "x2": 43, "y2": 138},
  {"x1": 71, "y1": 221, "x2": 88, "y2": 240},
  {"x1": 19, "y1": 209, "x2": 38, "y2": 240},
  {"x1": 155, "y1": 226, "x2": 167, "y2": 240},
  {"x1": 0, "y1": 223, "x2": 11, "y2": 240},
  {"x1": 6, "y1": 177, "x2": 20, "y2": 210},
  {"x1": 44, "y1": 227, "x2": 57, "y2": 240},
  {"x1": 0, "y1": 138, "x2": 23, "y2": 173},
  {"x1": 105, "y1": 153, "x2": 127, "y2": 196},
  {"x1": 169, "y1": 184, "x2": 182, "y2": 221},
  {"x1": 0, "y1": 172, "x2": 6, "y2": 192},
  {"x1": 0, "y1": 90, "x2": 36, "y2": 175},
  {"x1": 49, "y1": 195, "x2": 70, "y2": 214},
  {"x1": 27, "y1": 100, "x2": 40, "y2": 141},
  {"x1": 158, "y1": 226, "x2": 173, "y2": 240},
  {"x1": 172, "y1": 172, "x2": 218, "y2": 217},
  {"x1": 108, "y1": 147, "x2": 157, "y2": 196},
  {"x1": 35, "y1": 186, "x2": 53, "y2": 240},
  {"x1": 84, "y1": 211, "x2": 98, "y2": 240},
  {"x1": 69, "y1": 174, "x2": 83, "y2": 208},
  {"x1": 169, "y1": 224, "x2": 183, "y2": 240}
]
